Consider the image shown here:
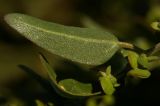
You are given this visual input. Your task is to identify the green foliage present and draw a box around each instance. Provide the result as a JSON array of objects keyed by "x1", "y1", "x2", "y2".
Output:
[
  {"x1": 151, "y1": 21, "x2": 160, "y2": 31},
  {"x1": 4, "y1": 13, "x2": 120, "y2": 65},
  {"x1": 58, "y1": 79, "x2": 93, "y2": 95},
  {"x1": 39, "y1": 54, "x2": 101, "y2": 98},
  {"x1": 99, "y1": 66, "x2": 119, "y2": 95},
  {"x1": 3, "y1": 12, "x2": 160, "y2": 106},
  {"x1": 127, "y1": 51, "x2": 139, "y2": 69},
  {"x1": 138, "y1": 54, "x2": 149, "y2": 68},
  {"x1": 127, "y1": 69, "x2": 151, "y2": 78}
]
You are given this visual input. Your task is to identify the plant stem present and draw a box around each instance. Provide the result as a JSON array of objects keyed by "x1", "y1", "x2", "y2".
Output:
[{"x1": 118, "y1": 42, "x2": 134, "y2": 49}]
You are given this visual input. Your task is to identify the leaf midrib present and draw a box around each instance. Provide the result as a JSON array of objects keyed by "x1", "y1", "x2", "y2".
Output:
[{"x1": 17, "y1": 20, "x2": 118, "y2": 44}]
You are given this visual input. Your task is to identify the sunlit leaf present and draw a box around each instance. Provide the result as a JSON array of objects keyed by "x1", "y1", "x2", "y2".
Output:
[
  {"x1": 138, "y1": 54, "x2": 149, "y2": 68},
  {"x1": 105, "y1": 66, "x2": 120, "y2": 87},
  {"x1": 134, "y1": 37, "x2": 151, "y2": 50},
  {"x1": 99, "y1": 77, "x2": 115, "y2": 95},
  {"x1": 151, "y1": 21, "x2": 160, "y2": 31},
  {"x1": 127, "y1": 51, "x2": 139, "y2": 69},
  {"x1": 105, "y1": 66, "x2": 111, "y2": 76},
  {"x1": 5, "y1": 13, "x2": 120, "y2": 65},
  {"x1": 127, "y1": 69, "x2": 151, "y2": 78}
]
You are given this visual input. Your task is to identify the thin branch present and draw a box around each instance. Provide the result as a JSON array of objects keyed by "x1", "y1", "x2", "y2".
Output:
[{"x1": 118, "y1": 42, "x2": 134, "y2": 49}]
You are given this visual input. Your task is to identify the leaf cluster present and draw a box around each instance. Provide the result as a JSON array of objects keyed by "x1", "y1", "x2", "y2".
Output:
[{"x1": 4, "y1": 13, "x2": 160, "y2": 106}]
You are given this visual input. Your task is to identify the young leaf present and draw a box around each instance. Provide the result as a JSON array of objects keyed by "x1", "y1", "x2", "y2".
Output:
[
  {"x1": 138, "y1": 54, "x2": 149, "y2": 69},
  {"x1": 99, "y1": 66, "x2": 119, "y2": 95},
  {"x1": 99, "y1": 77, "x2": 115, "y2": 95},
  {"x1": 39, "y1": 54, "x2": 101, "y2": 98},
  {"x1": 127, "y1": 69, "x2": 151, "y2": 78},
  {"x1": 106, "y1": 66, "x2": 111, "y2": 76},
  {"x1": 58, "y1": 79, "x2": 93, "y2": 95},
  {"x1": 127, "y1": 51, "x2": 139, "y2": 69},
  {"x1": 5, "y1": 13, "x2": 120, "y2": 65},
  {"x1": 151, "y1": 21, "x2": 160, "y2": 31}
]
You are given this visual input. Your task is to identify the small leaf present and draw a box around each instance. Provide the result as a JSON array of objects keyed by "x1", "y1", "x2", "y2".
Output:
[
  {"x1": 110, "y1": 76, "x2": 120, "y2": 87},
  {"x1": 127, "y1": 69, "x2": 151, "y2": 78},
  {"x1": 58, "y1": 79, "x2": 92, "y2": 95},
  {"x1": 138, "y1": 54, "x2": 149, "y2": 68},
  {"x1": 105, "y1": 66, "x2": 120, "y2": 87},
  {"x1": 99, "y1": 66, "x2": 119, "y2": 95},
  {"x1": 99, "y1": 77, "x2": 115, "y2": 95},
  {"x1": 39, "y1": 54, "x2": 57, "y2": 80},
  {"x1": 106, "y1": 66, "x2": 111, "y2": 76},
  {"x1": 127, "y1": 51, "x2": 139, "y2": 69},
  {"x1": 134, "y1": 37, "x2": 151, "y2": 50},
  {"x1": 121, "y1": 49, "x2": 129, "y2": 57},
  {"x1": 151, "y1": 21, "x2": 160, "y2": 31},
  {"x1": 150, "y1": 42, "x2": 160, "y2": 55},
  {"x1": 5, "y1": 13, "x2": 120, "y2": 65},
  {"x1": 39, "y1": 54, "x2": 101, "y2": 98}
]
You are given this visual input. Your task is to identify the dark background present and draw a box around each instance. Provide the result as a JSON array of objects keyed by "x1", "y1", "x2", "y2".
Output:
[{"x1": 0, "y1": 0, "x2": 160, "y2": 106}]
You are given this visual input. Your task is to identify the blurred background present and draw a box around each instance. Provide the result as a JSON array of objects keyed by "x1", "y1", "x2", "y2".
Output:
[{"x1": 0, "y1": 0, "x2": 160, "y2": 106}]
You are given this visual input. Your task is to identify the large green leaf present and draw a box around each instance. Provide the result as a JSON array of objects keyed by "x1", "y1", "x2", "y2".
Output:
[{"x1": 5, "y1": 13, "x2": 120, "y2": 65}]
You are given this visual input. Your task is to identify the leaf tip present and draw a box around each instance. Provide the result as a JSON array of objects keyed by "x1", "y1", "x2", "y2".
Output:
[
  {"x1": 4, "y1": 13, "x2": 18, "y2": 24},
  {"x1": 4, "y1": 13, "x2": 26, "y2": 31}
]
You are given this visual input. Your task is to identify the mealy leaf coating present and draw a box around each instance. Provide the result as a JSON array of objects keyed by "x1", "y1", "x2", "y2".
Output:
[{"x1": 5, "y1": 13, "x2": 120, "y2": 65}]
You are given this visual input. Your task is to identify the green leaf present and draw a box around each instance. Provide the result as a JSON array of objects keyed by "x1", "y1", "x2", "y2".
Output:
[
  {"x1": 138, "y1": 54, "x2": 149, "y2": 69},
  {"x1": 5, "y1": 13, "x2": 120, "y2": 65},
  {"x1": 58, "y1": 79, "x2": 92, "y2": 95},
  {"x1": 99, "y1": 77, "x2": 115, "y2": 95},
  {"x1": 106, "y1": 66, "x2": 111, "y2": 76},
  {"x1": 99, "y1": 66, "x2": 119, "y2": 95},
  {"x1": 127, "y1": 51, "x2": 139, "y2": 69},
  {"x1": 127, "y1": 69, "x2": 151, "y2": 78},
  {"x1": 151, "y1": 21, "x2": 160, "y2": 31},
  {"x1": 105, "y1": 66, "x2": 120, "y2": 87},
  {"x1": 39, "y1": 54, "x2": 101, "y2": 98}
]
